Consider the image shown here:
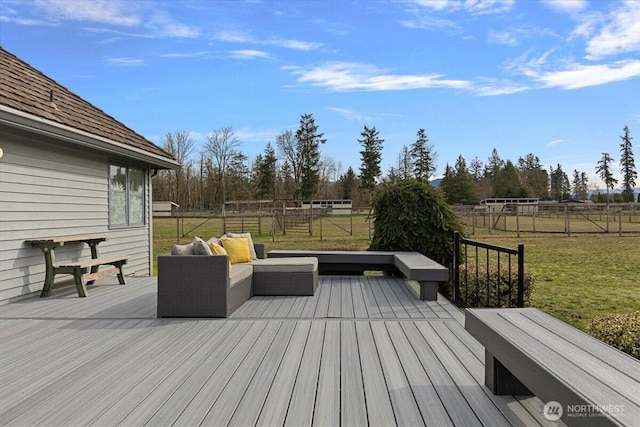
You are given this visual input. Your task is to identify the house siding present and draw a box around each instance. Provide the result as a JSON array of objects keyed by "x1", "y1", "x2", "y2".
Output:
[{"x1": 0, "y1": 129, "x2": 152, "y2": 302}]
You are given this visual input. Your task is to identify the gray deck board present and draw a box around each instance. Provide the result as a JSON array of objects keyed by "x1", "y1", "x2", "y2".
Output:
[{"x1": 0, "y1": 276, "x2": 565, "y2": 427}]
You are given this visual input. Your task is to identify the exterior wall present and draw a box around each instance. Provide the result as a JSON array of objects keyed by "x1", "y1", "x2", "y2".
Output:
[{"x1": 0, "y1": 130, "x2": 152, "y2": 302}]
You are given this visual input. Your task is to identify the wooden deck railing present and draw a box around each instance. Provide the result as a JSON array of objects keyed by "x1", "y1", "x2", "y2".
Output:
[{"x1": 453, "y1": 231, "x2": 525, "y2": 308}]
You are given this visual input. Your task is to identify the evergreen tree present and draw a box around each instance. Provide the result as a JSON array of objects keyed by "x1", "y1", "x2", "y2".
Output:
[
  {"x1": 596, "y1": 152, "x2": 618, "y2": 205},
  {"x1": 410, "y1": 128, "x2": 436, "y2": 182},
  {"x1": 549, "y1": 164, "x2": 570, "y2": 201},
  {"x1": 359, "y1": 126, "x2": 383, "y2": 199},
  {"x1": 619, "y1": 125, "x2": 637, "y2": 202},
  {"x1": 440, "y1": 156, "x2": 479, "y2": 204},
  {"x1": 396, "y1": 145, "x2": 413, "y2": 180},
  {"x1": 296, "y1": 113, "x2": 326, "y2": 200},
  {"x1": 494, "y1": 160, "x2": 532, "y2": 198},
  {"x1": 337, "y1": 166, "x2": 358, "y2": 200},
  {"x1": 517, "y1": 153, "x2": 549, "y2": 199},
  {"x1": 254, "y1": 142, "x2": 277, "y2": 200},
  {"x1": 572, "y1": 170, "x2": 588, "y2": 201}
]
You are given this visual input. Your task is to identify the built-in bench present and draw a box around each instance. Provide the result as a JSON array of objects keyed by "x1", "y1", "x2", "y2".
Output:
[
  {"x1": 267, "y1": 250, "x2": 449, "y2": 300},
  {"x1": 465, "y1": 308, "x2": 640, "y2": 427},
  {"x1": 25, "y1": 234, "x2": 128, "y2": 297}
]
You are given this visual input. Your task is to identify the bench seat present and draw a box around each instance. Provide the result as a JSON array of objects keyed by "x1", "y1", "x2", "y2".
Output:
[
  {"x1": 56, "y1": 255, "x2": 128, "y2": 297},
  {"x1": 267, "y1": 250, "x2": 448, "y2": 300},
  {"x1": 465, "y1": 308, "x2": 640, "y2": 426}
]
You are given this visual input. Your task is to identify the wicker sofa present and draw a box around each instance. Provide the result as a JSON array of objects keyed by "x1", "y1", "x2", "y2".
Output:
[{"x1": 157, "y1": 242, "x2": 318, "y2": 318}]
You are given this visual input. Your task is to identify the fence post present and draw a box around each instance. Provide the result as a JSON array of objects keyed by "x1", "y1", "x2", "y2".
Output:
[
  {"x1": 453, "y1": 231, "x2": 461, "y2": 307},
  {"x1": 517, "y1": 243, "x2": 525, "y2": 307},
  {"x1": 619, "y1": 210, "x2": 623, "y2": 237}
]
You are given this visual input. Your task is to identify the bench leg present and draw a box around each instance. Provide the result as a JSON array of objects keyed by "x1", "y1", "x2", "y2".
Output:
[
  {"x1": 418, "y1": 281, "x2": 438, "y2": 300},
  {"x1": 40, "y1": 269, "x2": 55, "y2": 297},
  {"x1": 114, "y1": 261, "x2": 126, "y2": 285},
  {"x1": 485, "y1": 350, "x2": 532, "y2": 395},
  {"x1": 72, "y1": 268, "x2": 89, "y2": 297}
]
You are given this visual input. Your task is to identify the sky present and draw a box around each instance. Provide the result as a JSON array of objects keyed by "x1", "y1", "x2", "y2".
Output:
[{"x1": 1, "y1": 0, "x2": 639, "y2": 190}]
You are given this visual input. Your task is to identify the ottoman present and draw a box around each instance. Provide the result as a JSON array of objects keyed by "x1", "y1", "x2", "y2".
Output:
[{"x1": 252, "y1": 257, "x2": 318, "y2": 295}]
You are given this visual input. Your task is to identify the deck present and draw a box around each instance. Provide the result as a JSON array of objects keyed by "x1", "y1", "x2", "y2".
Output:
[{"x1": 0, "y1": 276, "x2": 561, "y2": 426}]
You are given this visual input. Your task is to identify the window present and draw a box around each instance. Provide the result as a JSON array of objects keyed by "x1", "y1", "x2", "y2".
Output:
[{"x1": 109, "y1": 164, "x2": 145, "y2": 227}]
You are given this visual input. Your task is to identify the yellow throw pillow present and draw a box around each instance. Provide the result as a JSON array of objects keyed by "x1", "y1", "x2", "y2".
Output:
[
  {"x1": 208, "y1": 242, "x2": 232, "y2": 271},
  {"x1": 221, "y1": 237, "x2": 252, "y2": 264},
  {"x1": 208, "y1": 242, "x2": 227, "y2": 256}
]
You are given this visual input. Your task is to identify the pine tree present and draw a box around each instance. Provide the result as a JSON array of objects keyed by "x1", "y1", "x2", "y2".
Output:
[
  {"x1": 254, "y1": 143, "x2": 277, "y2": 200},
  {"x1": 337, "y1": 167, "x2": 358, "y2": 200},
  {"x1": 295, "y1": 113, "x2": 326, "y2": 200},
  {"x1": 410, "y1": 128, "x2": 436, "y2": 182},
  {"x1": 359, "y1": 126, "x2": 383, "y2": 199},
  {"x1": 596, "y1": 152, "x2": 618, "y2": 205},
  {"x1": 619, "y1": 125, "x2": 637, "y2": 202}
]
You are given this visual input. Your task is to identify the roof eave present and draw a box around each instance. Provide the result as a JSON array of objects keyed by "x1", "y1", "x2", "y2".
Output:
[{"x1": 0, "y1": 105, "x2": 181, "y2": 170}]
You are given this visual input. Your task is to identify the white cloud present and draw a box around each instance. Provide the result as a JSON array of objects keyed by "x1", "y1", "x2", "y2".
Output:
[
  {"x1": 540, "y1": 0, "x2": 588, "y2": 14},
  {"x1": 535, "y1": 60, "x2": 640, "y2": 89},
  {"x1": 160, "y1": 51, "x2": 210, "y2": 59},
  {"x1": 287, "y1": 62, "x2": 471, "y2": 92},
  {"x1": 228, "y1": 50, "x2": 271, "y2": 60},
  {"x1": 19, "y1": 0, "x2": 199, "y2": 39},
  {"x1": 487, "y1": 28, "x2": 519, "y2": 46},
  {"x1": 405, "y1": 0, "x2": 514, "y2": 15},
  {"x1": 472, "y1": 82, "x2": 529, "y2": 96},
  {"x1": 548, "y1": 139, "x2": 565, "y2": 146},
  {"x1": 34, "y1": 0, "x2": 140, "y2": 26},
  {"x1": 326, "y1": 107, "x2": 372, "y2": 122},
  {"x1": 584, "y1": 0, "x2": 640, "y2": 60},
  {"x1": 215, "y1": 30, "x2": 323, "y2": 51},
  {"x1": 106, "y1": 57, "x2": 144, "y2": 66}
]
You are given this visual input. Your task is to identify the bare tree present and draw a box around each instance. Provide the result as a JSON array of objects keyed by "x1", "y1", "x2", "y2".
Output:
[
  {"x1": 276, "y1": 130, "x2": 302, "y2": 199},
  {"x1": 203, "y1": 127, "x2": 242, "y2": 206},
  {"x1": 160, "y1": 131, "x2": 194, "y2": 207}
]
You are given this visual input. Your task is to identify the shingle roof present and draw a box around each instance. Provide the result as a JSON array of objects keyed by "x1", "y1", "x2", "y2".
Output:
[{"x1": 0, "y1": 47, "x2": 176, "y2": 163}]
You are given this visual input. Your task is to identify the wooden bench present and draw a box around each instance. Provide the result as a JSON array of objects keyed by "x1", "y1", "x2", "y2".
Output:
[
  {"x1": 25, "y1": 234, "x2": 128, "y2": 297},
  {"x1": 465, "y1": 308, "x2": 640, "y2": 426},
  {"x1": 267, "y1": 250, "x2": 449, "y2": 300}
]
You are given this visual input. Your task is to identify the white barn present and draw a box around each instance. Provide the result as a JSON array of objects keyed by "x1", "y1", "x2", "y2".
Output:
[{"x1": 0, "y1": 48, "x2": 180, "y2": 302}]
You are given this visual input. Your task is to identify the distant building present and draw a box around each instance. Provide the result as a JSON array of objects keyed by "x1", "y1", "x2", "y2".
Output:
[{"x1": 480, "y1": 198, "x2": 539, "y2": 214}]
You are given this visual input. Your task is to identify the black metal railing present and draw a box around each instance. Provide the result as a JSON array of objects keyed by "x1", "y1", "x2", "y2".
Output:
[{"x1": 453, "y1": 231, "x2": 525, "y2": 308}]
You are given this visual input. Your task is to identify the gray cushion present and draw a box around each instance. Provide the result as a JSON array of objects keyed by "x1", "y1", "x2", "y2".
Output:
[
  {"x1": 171, "y1": 243, "x2": 194, "y2": 256},
  {"x1": 229, "y1": 263, "x2": 253, "y2": 287},
  {"x1": 252, "y1": 257, "x2": 318, "y2": 273},
  {"x1": 192, "y1": 236, "x2": 213, "y2": 255}
]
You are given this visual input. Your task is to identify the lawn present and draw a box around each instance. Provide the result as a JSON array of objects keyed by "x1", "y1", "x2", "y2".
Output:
[{"x1": 153, "y1": 215, "x2": 640, "y2": 331}]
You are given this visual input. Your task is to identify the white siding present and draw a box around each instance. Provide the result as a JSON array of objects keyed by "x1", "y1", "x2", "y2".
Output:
[{"x1": 0, "y1": 132, "x2": 153, "y2": 302}]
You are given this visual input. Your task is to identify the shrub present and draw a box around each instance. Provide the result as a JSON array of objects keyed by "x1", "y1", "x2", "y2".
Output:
[
  {"x1": 456, "y1": 265, "x2": 535, "y2": 308},
  {"x1": 368, "y1": 179, "x2": 464, "y2": 268},
  {"x1": 586, "y1": 312, "x2": 639, "y2": 359}
]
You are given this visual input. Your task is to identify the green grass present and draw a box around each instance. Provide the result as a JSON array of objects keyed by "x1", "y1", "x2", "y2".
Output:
[{"x1": 153, "y1": 215, "x2": 640, "y2": 331}]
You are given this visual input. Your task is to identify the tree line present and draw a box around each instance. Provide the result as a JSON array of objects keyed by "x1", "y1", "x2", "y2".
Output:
[{"x1": 152, "y1": 115, "x2": 638, "y2": 211}]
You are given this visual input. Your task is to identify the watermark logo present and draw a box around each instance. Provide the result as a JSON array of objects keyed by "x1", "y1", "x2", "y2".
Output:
[
  {"x1": 544, "y1": 401, "x2": 563, "y2": 421},
  {"x1": 543, "y1": 401, "x2": 625, "y2": 421}
]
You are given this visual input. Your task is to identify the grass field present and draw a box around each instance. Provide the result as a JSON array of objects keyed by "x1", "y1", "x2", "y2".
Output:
[{"x1": 153, "y1": 215, "x2": 640, "y2": 331}]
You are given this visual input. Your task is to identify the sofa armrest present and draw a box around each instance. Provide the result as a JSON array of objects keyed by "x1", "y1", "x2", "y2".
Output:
[
  {"x1": 254, "y1": 243, "x2": 266, "y2": 259},
  {"x1": 157, "y1": 255, "x2": 230, "y2": 317}
]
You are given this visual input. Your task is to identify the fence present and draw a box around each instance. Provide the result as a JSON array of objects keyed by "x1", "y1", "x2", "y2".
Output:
[
  {"x1": 452, "y1": 231, "x2": 525, "y2": 308},
  {"x1": 454, "y1": 203, "x2": 640, "y2": 236}
]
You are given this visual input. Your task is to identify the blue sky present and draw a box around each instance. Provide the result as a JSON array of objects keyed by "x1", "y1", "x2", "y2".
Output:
[{"x1": 1, "y1": 0, "x2": 639, "y2": 189}]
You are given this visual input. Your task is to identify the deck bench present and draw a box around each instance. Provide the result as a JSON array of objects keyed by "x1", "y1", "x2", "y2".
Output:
[
  {"x1": 25, "y1": 234, "x2": 128, "y2": 297},
  {"x1": 267, "y1": 250, "x2": 448, "y2": 300},
  {"x1": 465, "y1": 308, "x2": 640, "y2": 426}
]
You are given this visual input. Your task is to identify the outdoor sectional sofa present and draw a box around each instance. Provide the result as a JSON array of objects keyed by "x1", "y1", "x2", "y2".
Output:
[{"x1": 157, "y1": 239, "x2": 318, "y2": 318}]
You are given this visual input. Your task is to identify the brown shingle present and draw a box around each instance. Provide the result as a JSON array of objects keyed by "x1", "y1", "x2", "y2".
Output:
[{"x1": 0, "y1": 47, "x2": 176, "y2": 162}]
